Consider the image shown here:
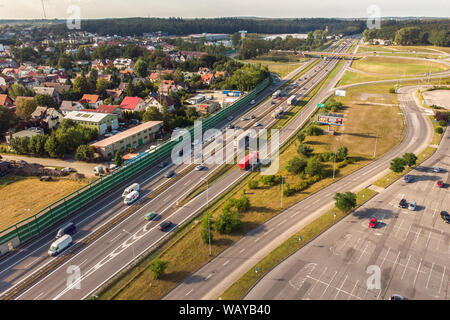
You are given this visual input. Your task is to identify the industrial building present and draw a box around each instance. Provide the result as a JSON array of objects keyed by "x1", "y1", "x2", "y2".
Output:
[
  {"x1": 64, "y1": 111, "x2": 119, "y2": 135},
  {"x1": 90, "y1": 121, "x2": 163, "y2": 159}
]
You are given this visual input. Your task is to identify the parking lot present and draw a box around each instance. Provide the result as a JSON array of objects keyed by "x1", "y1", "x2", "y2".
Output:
[{"x1": 246, "y1": 144, "x2": 449, "y2": 300}]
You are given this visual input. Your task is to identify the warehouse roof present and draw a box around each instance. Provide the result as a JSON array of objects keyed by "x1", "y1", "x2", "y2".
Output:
[{"x1": 91, "y1": 121, "x2": 163, "y2": 148}]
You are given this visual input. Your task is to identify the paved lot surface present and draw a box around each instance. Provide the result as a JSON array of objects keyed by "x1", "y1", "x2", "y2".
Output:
[
  {"x1": 245, "y1": 128, "x2": 449, "y2": 300},
  {"x1": 422, "y1": 90, "x2": 450, "y2": 109}
]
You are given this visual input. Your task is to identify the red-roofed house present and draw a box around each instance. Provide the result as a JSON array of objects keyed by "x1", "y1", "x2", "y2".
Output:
[
  {"x1": 149, "y1": 72, "x2": 159, "y2": 82},
  {"x1": 79, "y1": 94, "x2": 102, "y2": 108},
  {"x1": 120, "y1": 97, "x2": 146, "y2": 112},
  {"x1": 201, "y1": 74, "x2": 215, "y2": 86},
  {"x1": 105, "y1": 89, "x2": 124, "y2": 103},
  {"x1": 145, "y1": 95, "x2": 175, "y2": 112}
]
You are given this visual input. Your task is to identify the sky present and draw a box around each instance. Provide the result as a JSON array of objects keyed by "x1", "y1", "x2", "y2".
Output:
[{"x1": 0, "y1": 0, "x2": 449, "y2": 20}]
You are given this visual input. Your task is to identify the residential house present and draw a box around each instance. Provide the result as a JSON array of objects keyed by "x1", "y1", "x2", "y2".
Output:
[
  {"x1": 33, "y1": 86, "x2": 61, "y2": 104},
  {"x1": 30, "y1": 106, "x2": 64, "y2": 129},
  {"x1": 145, "y1": 95, "x2": 175, "y2": 112},
  {"x1": 92, "y1": 59, "x2": 114, "y2": 71},
  {"x1": 201, "y1": 73, "x2": 215, "y2": 86},
  {"x1": 105, "y1": 89, "x2": 124, "y2": 103},
  {"x1": 64, "y1": 111, "x2": 119, "y2": 135},
  {"x1": 0, "y1": 94, "x2": 14, "y2": 108},
  {"x1": 198, "y1": 67, "x2": 212, "y2": 75},
  {"x1": 60, "y1": 100, "x2": 84, "y2": 115},
  {"x1": 120, "y1": 96, "x2": 146, "y2": 112},
  {"x1": 79, "y1": 94, "x2": 102, "y2": 108},
  {"x1": 148, "y1": 72, "x2": 159, "y2": 82},
  {"x1": 81, "y1": 105, "x2": 123, "y2": 119},
  {"x1": 5, "y1": 127, "x2": 44, "y2": 144},
  {"x1": 195, "y1": 100, "x2": 221, "y2": 114},
  {"x1": 159, "y1": 79, "x2": 176, "y2": 95}
]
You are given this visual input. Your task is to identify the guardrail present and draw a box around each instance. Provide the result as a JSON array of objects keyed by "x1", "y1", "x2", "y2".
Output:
[{"x1": 0, "y1": 77, "x2": 272, "y2": 251}]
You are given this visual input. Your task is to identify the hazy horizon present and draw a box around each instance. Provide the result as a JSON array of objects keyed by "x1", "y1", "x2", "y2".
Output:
[{"x1": 0, "y1": 0, "x2": 448, "y2": 20}]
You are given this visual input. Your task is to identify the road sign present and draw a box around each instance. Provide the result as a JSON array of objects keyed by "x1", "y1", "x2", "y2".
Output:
[
  {"x1": 334, "y1": 212, "x2": 337, "y2": 218},
  {"x1": 335, "y1": 89, "x2": 346, "y2": 97},
  {"x1": 317, "y1": 113, "x2": 344, "y2": 126},
  {"x1": 298, "y1": 235, "x2": 302, "y2": 241},
  {"x1": 317, "y1": 103, "x2": 326, "y2": 108},
  {"x1": 255, "y1": 267, "x2": 259, "y2": 274}
]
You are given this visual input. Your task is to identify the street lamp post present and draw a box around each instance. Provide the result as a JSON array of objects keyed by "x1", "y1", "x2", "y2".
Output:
[
  {"x1": 208, "y1": 217, "x2": 213, "y2": 256},
  {"x1": 373, "y1": 132, "x2": 378, "y2": 158},
  {"x1": 281, "y1": 176, "x2": 286, "y2": 208},
  {"x1": 123, "y1": 229, "x2": 135, "y2": 260},
  {"x1": 333, "y1": 151, "x2": 337, "y2": 179}
]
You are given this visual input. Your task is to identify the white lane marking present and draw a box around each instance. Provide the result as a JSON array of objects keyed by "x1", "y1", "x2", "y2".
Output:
[
  {"x1": 109, "y1": 233, "x2": 122, "y2": 243},
  {"x1": 277, "y1": 219, "x2": 287, "y2": 226},
  {"x1": 239, "y1": 248, "x2": 246, "y2": 254},
  {"x1": 223, "y1": 260, "x2": 230, "y2": 266},
  {"x1": 185, "y1": 289, "x2": 193, "y2": 296},
  {"x1": 205, "y1": 274, "x2": 213, "y2": 280},
  {"x1": 33, "y1": 292, "x2": 44, "y2": 300},
  {"x1": 24, "y1": 257, "x2": 41, "y2": 269}
]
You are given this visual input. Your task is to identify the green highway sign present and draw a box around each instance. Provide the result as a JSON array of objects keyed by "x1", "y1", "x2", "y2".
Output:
[{"x1": 317, "y1": 103, "x2": 325, "y2": 108}]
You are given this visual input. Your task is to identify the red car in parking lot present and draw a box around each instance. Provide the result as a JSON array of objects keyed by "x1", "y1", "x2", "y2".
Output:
[
  {"x1": 437, "y1": 180, "x2": 444, "y2": 188},
  {"x1": 368, "y1": 217, "x2": 377, "y2": 228}
]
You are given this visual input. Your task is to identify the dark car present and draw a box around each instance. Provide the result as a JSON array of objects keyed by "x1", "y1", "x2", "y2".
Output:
[
  {"x1": 165, "y1": 170, "x2": 175, "y2": 178},
  {"x1": 55, "y1": 222, "x2": 76, "y2": 239},
  {"x1": 389, "y1": 294, "x2": 408, "y2": 300},
  {"x1": 158, "y1": 221, "x2": 173, "y2": 231},
  {"x1": 399, "y1": 199, "x2": 408, "y2": 209},
  {"x1": 440, "y1": 211, "x2": 450, "y2": 224},
  {"x1": 40, "y1": 176, "x2": 52, "y2": 181}
]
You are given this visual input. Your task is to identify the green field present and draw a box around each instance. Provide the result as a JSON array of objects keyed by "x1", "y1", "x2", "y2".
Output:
[
  {"x1": 352, "y1": 56, "x2": 448, "y2": 75},
  {"x1": 242, "y1": 55, "x2": 308, "y2": 77}
]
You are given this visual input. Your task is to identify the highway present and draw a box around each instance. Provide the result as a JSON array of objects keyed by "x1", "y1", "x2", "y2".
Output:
[
  {"x1": 0, "y1": 40, "x2": 351, "y2": 300},
  {"x1": 163, "y1": 56, "x2": 436, "y2": 300},
  {"x1": 245, "y1": 123, "x2": 449, "y2": 300}
]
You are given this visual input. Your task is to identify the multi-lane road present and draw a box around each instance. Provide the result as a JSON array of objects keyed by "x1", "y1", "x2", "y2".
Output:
[
  {"x1": 245, "y1": 123, "x2": 449, "y2": 300},
  {"x1": 0, "y1": 39, "x2": 353, "y2": 300},
  {"x1": 163, "y1": 63, "x2": 436, "y2": 300}
]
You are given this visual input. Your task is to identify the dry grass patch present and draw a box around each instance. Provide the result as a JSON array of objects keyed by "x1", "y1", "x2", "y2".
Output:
[
  {"x1": 352, "y1": 56, "x2": 448, "y2": 75},
  {"x1": 0, "y1": 176, "x2": 89, "y2": 230}
]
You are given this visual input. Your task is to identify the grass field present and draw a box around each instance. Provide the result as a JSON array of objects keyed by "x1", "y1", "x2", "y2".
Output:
[
  {"x1": 352, "y1": 56, "x2": 448, "y2": 75},
  {"x1": 97, "y1": 79, "x2": 404, "y2": 300},
  {"x1": 358, "y1": 44, "x2": 450, "y2": 55},
  {"x1": 242, "y1": 56, "x2": 308, "y2": 77},
  {"x1": 0, "y1": 176, "x2": 89, "y2": 230}
]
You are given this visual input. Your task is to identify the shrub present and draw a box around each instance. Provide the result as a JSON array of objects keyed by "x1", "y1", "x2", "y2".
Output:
[
  {"x1": 286, "y1": 157, "x2": 307, "y2": 175},
  {"x1": 214, "y1": 210, "x2": 241, "y2": 234},
  {"x1": 297, "y1": 144, "x2": 314, "y2": 157},
  {"x1": 334, "y1": 192, "x2": 357, "y2": 213},
  {"x1": 149, "y1": 258, "x2": 169, "y2": 279},
  {"x1": 283, "y1": 183, "x2": 294, "y2": 197},
  {"x1": 260, "y1": 175, "x2": 281, "y2": 186},
  {"x1": 438, "y1": 120, "x2": 447, "y2": 127},
  {"x1": 435, "y1": 127, "x2": 444, "y2": 134},
  {"x1": 390, "y1": 157, "x2": 407, "y2": 173},
  {"x1": 389, "y1": 88, "x2": 396, "y2": 94},
  {"x1": 305, "y1": 157, "x2": 323, "y2": 177},
  {"x1": 297, "y1": 132, "x2": 306, "y2": 143},
  {"x1": 305, "y1": 125, "x2": 324, "y2": 136},
  {"x1": 247, "y1": 179, "x2": 259, "y2": 189},
  {"x1": 318, "y1": 152, "x2": 334, "y2": 162},
  {"x1": 336, "y1": 146, "x2": 349, "y2": 162}
]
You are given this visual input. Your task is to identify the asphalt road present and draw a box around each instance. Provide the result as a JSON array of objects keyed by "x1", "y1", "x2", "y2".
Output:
[
  {"x1": 245, "y1": 126, "x2": 449, "y2": 300},
  {"x1": 0, "y1": 40, "x2": 351, "y2": 300},
  {"x1": 163, "y1": 80, "x2": 434, "y2": 299}
]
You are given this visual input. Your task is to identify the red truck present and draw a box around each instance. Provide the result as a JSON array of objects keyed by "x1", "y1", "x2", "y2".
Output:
[{"x1": 238, "y1": 152, "x2": 259, "y2": 170}]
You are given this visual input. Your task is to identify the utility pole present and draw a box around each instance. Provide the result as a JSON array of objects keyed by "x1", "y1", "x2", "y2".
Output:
[
  {"x1": 373, "y1": 132, "x2": 378, "y2": 158},
  {"x1": 333, "y1": 150, "x2": 337, "y2": 179},
  {"x1": 208, "y1": 217, "x2": 212, "y2": 256}
]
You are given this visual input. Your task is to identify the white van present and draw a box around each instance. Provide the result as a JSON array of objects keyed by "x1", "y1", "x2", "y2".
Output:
[
  {"x1": 124, "y1": 190, "x2": 140, "y2": 205},
  {"x1": 48, "y1": 234, "x2": 72, "y2": 256},
  {"x1": 122, "y1": 183, "x2": 140, "y2": 197}
]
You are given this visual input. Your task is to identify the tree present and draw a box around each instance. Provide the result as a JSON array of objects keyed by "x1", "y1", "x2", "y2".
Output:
[
  {"x1": 142, "y1": 107, "x2": 163, "y2": 122},
  {"x1": 305, "y1": 125, "x2": 323, "y2": 136},
  {"x1": 334, "y1": 192, "x2": 357, "y2": 213},
  {"x1": 149, "y1": 258, "x2": 169, "y2": 279},
  {"x1": 231, "y1": 32, "x2": 241, "y2": 48},
  {"x1": 45, "y1": 135, "x2": 66, "y2": 158},
  {"x1": 126, "y1": 78, "x2": 136, "y2": 97},
  {"x1": 402, "y1": 153, "x2": 417, "y2": 167},
  {"x1": 134, "y1": 58, "x2": 149, "y2": 78},
  {"x1": 75, "y1": 144, "x2": 94, "y2": 161},
  {"x1": 16, "y1": 99, "x2": 37, "y2": 120},
  {"x1": 8, "y1": 84, "x2": 34, "y2": 99},
  {"x1": 286, "y1": 157, "x2": 307, "y2": 175},
  {"x1": 336, "y1": 146, "x2": 349, "y2": 162},
  {"x1": 297, "y1": 132, "x2": 306, "y2": 143},
  {"x1": 247, "y1": 179, "x2": 259, "y2": 189},
  {"x1": 173, "y1": 68, "x2": 184, "y2": 83},
  {"x1": 0, "y1": 106, "x2": 17, "y2": 134},
  {"x1": 260, "y1": 175, "x2": 280, "y2": 186},
  {"x1": 96, "y1": 78, "x2": 110, "y2": 96},
  {"x1": 57, "y1": 55, "x2": 72, "y2": 70},
  {"x1": 305, "y1": 157, "x2": 323, "y2": 177},
  {"x1": 390, "y1": 157, "x2": 407, "y2": 173},
  {"x1": 114, "y1": 150, "x2": 123, "y2": 166},
  {"x1": 73, "y1": 76, "x2": 90, "y2": 96},
  {"x1": 34, "y1": 94, "x2": 57, "y2": 109},
  {"x1": 214, "y1": 210, "x2": 241, "y2": 234},
  {"x1": 297, "y1": 144, "x2": 314, "y2": 157},
  {"x1": 435, "y1": 127, "x2": 444, "y2": 134}
]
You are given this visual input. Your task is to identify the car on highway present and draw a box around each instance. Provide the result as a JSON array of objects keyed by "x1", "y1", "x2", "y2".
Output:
[
  {"x1": 165, "y1": 170, "x2": 175, "y2": 178},
  {"x1": 436, "y1": 180, "x2": 444, "y2": 188},
  {"x1": 123, "y1": 190, "x2": 139, "y2": 205},
  {"x1": 48, "y1": 234, "x2": 72, "y2": 256},
  {"x1": 399, "y1": 198, "x2": 408, "y2": 208},
  {"x1": 440, "y1": 211, "x2": 450, "y2": 223},
  {"x1": 158, "y1": 221, "x2": 173, "y2": 231},
  {"x1": 271, "y1": 100, "x2": 276, "y2": 104},
  {"x1": 253, "y1": 122, "x2": 262, "y2": 127},
  {"x1": 389, "y1": 294, "x2": 408, "y2": 300},
  {"x1": 250, "y1": 99, "x2": 256, "y2": 105},
  {"x1": 158, "y1": 161, "x2": 168, "y2": 168},
  {"x1": 368, "y1": 217, "x2": 377, "y2": 228},
  {"x1": 195, "y1": 164, "x2": 206, "y2": 171},
  {"x1": 40, "y1": 175, "x2": 52, "y2": 181},
  {"x1": 403, "y1": 175, "x2": 413, "y2": 183},
  {"x1": 408, "y1": 201, "x2": 416, "y2": 211},
  {"x1": 55, "y1": 222, "x2": 76, "y2": 239},
  {"x1": 145, "y1": 211, "x2": 158, "y2": 221},
  {"x1": 61, "y1": 167, "x2": 74, "y2": 173},
  {"x1": 241, "y1": 117, "x2": 249, "y2": 121},
  {"x1": 251, "y1": 114, "x2": 256, "y2": 119},
  {"x1": 227, "y1": 116, "x2": 233, "y2": 121},
  {"x1": 433, "y1": 166, "x2": 441, "y2": 173},
  {"x1": 228, "y1": 124, "x2": 235, "y2": 129}
]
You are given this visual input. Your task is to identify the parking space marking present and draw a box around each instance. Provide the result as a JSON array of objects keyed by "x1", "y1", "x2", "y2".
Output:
[
  {"x1": 412, "y1": 258, "x2": 423, "y2": 288},
  {"x1": 348, "y1": 280, "x2": 359, "y2": 300},
  {"x1": 438, "y1": 266, "x2": 446, "y2": 295},
  {"x1": 426, "y1": 263, "x2": 434, "y2": 289},
  {"x1": 307, "y1": 266, "x2": 327, "y2": 297},
  {"x1": 401, "y1": 255, "x2": 412, "y2": 280},
  {"x1": 318, "y1": 270, "x2": 337, "y2": 299},
  {"x1": 333, "y1": 274, "x2": 348, "y2": 299}
]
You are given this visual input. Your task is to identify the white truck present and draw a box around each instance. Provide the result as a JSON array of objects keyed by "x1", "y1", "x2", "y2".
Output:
[
  {"x1": 272, "y1": 90, "x2": 281, "y2": 98},
  {"x1": 48, "y1": 234, "x2": 72, "y2": 256},
  {"x1": 122, "y1": 183, "x2": 140, "y2": 197},
  {"x1": 124, "y1": 190, "x2": 140, "y2": 205},
  {"x1": 287, "y1": 95, "x2": 297, "y2": 106}
]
